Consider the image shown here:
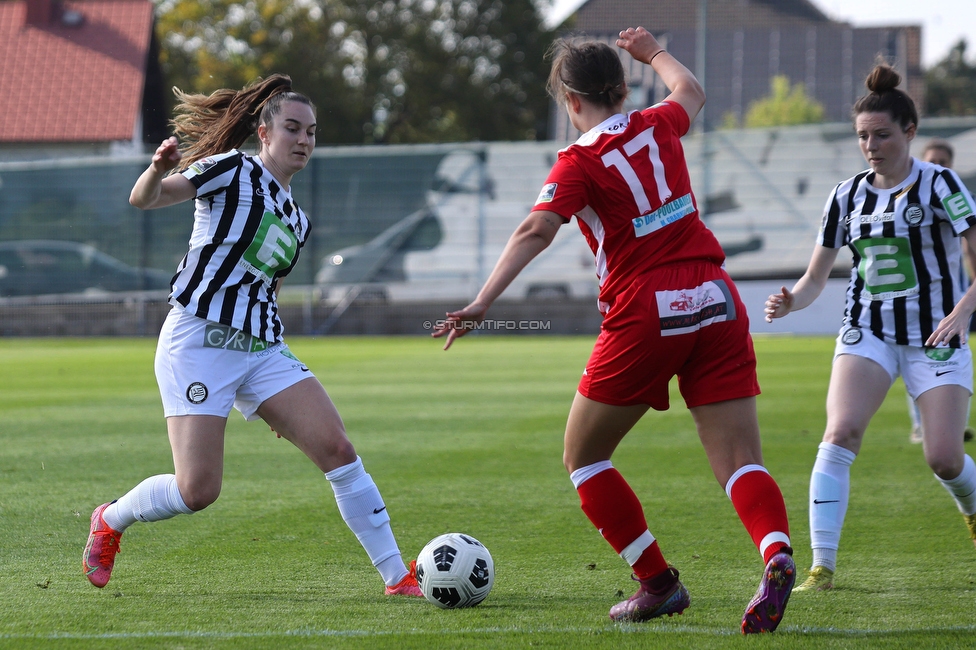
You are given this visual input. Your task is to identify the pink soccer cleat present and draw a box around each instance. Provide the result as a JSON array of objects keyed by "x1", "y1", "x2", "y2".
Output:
[
  {"x1": 83, "y1": 502, "x2": 123, "y2": 588},
  {"x1": 385, "y1": 559, "x2": 424, "y2": 597}
]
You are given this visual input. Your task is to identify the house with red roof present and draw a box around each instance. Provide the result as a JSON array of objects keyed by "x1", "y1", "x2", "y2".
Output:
[{"x1": 0, "y1": 0, "x2": 167, "y2": 160}]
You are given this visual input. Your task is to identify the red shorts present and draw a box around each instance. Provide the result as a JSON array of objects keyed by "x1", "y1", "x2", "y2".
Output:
[{"x1": 578, "y1": 262, "x2": 759, "y2": 410}]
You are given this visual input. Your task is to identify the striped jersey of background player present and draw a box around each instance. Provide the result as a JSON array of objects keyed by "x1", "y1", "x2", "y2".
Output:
[
  {"x1": 906, "y1": 139, "x2": 976, "y2": 444},
  {"x1": 766, "y1": 64, "x2": 976, "y2": 592}
]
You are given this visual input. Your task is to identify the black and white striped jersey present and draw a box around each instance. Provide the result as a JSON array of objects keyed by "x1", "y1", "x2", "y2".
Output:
[
  {"x1": 171, "y1": 150, "x2": 310, "y2": 343},
  {"x1": 819, "y1": 158, "x2": 976, "y2": 347}
]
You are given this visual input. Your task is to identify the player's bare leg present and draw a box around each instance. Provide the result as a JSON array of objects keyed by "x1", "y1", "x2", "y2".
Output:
[
  {"x1": 918, "y1": 385, "x2": 976, "y2": 549},
  {"x1": 563, "y1": 393, "x2": 690, "y2": 621},
  {"x1": 693, "y1": 397, "x2": 794, "y2": 633},
  {"x1": 84, "y1": 415, "x2": 223, "y2": 587},
  {"x1": 258, "y1": 378, "x2": 421, "y2": 595}
]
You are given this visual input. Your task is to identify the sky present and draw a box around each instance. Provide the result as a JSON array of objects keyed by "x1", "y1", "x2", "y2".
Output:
[{"x1": 545, "y1": 0, "x2": 976, "y2": 68}]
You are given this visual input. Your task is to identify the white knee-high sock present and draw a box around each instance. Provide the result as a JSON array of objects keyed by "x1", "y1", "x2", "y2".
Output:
[
  {"x1": 326, "y1": 456, "x2": 407, "y2": 587},
  {"x1": 937, "y1": 454, "x2": 976, "y2": 516},
  {"x1": 809, "y1": 442, "x2": 856, "y2": 572},
  {"x1": 102, "y1": 474, "x2": 194, "y2": 532}
]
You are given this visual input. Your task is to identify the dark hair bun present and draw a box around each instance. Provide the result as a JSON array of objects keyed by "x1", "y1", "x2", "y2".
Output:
[{"x1": 865, "y1": 64, "x2": 901, "y2": 94}]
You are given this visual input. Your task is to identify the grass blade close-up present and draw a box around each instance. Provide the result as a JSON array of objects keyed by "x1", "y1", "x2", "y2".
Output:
[{"x1": 1, "y1": 335, "x2": 974, "y2": 649}]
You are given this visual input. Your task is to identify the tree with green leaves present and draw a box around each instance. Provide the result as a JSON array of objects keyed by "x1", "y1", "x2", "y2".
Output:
[
  {"x1": 153, "y1": 0, "x2": 555, "y2": 144},
  {"x1": 925, "y1": 39, "x2": 976, "y2": 116},
  {"x1": 724, "y1": 75, "x2": 824, "y2": 128}
]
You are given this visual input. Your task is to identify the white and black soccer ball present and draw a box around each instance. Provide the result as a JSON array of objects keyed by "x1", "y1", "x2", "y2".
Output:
[{"x1": 415, "y1": 532, "x2": 494, "y2": 609}]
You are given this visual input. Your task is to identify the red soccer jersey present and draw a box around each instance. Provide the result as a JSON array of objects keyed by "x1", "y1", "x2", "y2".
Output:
[{"x1": 533, "y1": 101, "x2": 726, "y2": 311}]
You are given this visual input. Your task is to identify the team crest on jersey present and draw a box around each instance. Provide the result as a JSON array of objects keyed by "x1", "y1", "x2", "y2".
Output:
[
  {"x1": 189, "y1": 157, "x2": 218, "y2": 175},
  {"x1": 186, "y1": 382, "x2": 209, "y2": 404},
  {"x1": 536, "y1": 183, "x2": 557, "y2": 203},
  {"x1": 904, "y1": 203, "x2": 924, "y2": 226},
  {"x1": 841, "y1": 327, "x2": 862, "y2": 345}
]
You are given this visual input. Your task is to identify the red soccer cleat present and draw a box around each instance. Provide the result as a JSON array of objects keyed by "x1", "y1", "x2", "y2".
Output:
[
  {"x1": 83, "y1": 502, "x2": 123, "y2": 588},
  {"x1": 385, "y1": 559, "x2": 424, "y2": 597}
]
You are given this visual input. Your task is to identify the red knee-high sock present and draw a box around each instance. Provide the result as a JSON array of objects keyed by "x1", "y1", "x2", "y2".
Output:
[
  {"x1": 726, "y1": 465, "x2": 791, "y2": 564},
  {"x1": 577, "y1": 468, "x2": 669, "y2": 580}
]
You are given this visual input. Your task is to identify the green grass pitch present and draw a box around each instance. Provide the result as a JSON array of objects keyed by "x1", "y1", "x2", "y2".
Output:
[{"x1": 1, "y1": 335, "x2": 974, "y2": 649}]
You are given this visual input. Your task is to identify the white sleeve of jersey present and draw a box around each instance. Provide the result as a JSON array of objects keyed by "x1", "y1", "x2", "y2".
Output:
[
  {"x1": 816, "y1": 182, "x2": 847, "y2": 248},
  {"x1": 181, "y1": 150, "x2": 242, "y2": 198},
  {"x1": 933, "y1": 168, "x2": 976, "y2": 235}
]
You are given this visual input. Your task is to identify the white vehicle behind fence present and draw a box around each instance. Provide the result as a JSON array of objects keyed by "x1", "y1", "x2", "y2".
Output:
[
  {"x1": 316, "y1": 144, "x2": 600, "y2": 305},
  {"x1": 316, "y1": 122, "x2": 976, "y2": 308}
]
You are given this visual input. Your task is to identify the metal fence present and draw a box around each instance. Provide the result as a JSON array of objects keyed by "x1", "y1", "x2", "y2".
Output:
[
  {"x1": 3, "y1": 116, "x2": 976, "y2": 337},
  {"x1": 0, "y1": 141, "x2": 589, "y2": 336},
  {"x1": 0, "y1": 144, "x2": 452, "y2": 286}
]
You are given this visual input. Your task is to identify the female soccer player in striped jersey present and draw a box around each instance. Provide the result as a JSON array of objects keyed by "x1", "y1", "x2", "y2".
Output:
[
  {"x1": 83, "y1": 75, "x2": 422, "y2": 598},
  {"x1": 765, "y1": 64, "x2": 976, "y2": 592},
  {"x1": 434, "y1": 27, "x2": 795, "y2": 634},
  {"x1": 907, "y1": 140, "x2": 976, "y2": 444}
]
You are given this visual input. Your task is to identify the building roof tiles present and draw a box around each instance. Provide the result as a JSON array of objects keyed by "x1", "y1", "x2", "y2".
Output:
[{"x1": 0, "y1": 0, "x2": 153, "y2": 143}]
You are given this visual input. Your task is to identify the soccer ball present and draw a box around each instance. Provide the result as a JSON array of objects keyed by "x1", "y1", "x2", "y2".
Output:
[{"x1": 415, "y1": 532, "x2": 494, "y2": 609}]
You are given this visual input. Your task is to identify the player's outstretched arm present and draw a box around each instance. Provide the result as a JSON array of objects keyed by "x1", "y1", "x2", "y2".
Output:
[
  {"x1": 130, "y1": 136, "x2": 196, "y2": 210},
  {"x1": 432, "y1": 210, "x2": 563, "y2": 350},
  {"x1": 432, "y1": 301, "x2": 490, "y2": 351},
  {"x1": 764, "y1": 245, "x2": 838, "y2": 321},
  {"x1": 764, "y1": 286, "x2": 794, "y2": 322},
  {"x1": 617, "y1": 26, "x2": 704, "y2": 122}
]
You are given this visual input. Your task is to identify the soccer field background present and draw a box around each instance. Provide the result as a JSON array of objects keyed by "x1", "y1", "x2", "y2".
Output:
[{"x1": 1, "y1": 335, "x2": 974, "y2": 649}]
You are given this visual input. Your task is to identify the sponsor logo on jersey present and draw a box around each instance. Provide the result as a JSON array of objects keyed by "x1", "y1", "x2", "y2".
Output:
[
  {"x1": 280, "y1": 347, "x2": 309, "y2": 371},
  {"x1": 925, "y1": 347, "x2": 956, "y2": 362},
  {"x1": 943, "y1": 191, "x2": 975, "y2": 222},
  {"x1": 536, "y1": 183, "x2": 557, "y2": 203},
  {"x1": 904, "y1": 203, "x2": 924, "y2": 226},
  {"x1": 186, "y1": 382, "x2": 209, "y2": 404},
  {"x1": 203, "y1": 323, "x2": 269, "y2": 353},
  {"x1": 633, "y1": 193, "x2": 695, "y2": 238},
  {"x1": 240, "y1": 211, "x2": 299, "y2": 285},
  {"x1": 856, "y1": 211, "x2": 895, "y2": 224},
  {"x1": 852, "y1": 236, "x2": 919, "y2": 300},
  {"x1": 255, "y1": 342, "x2": 284, "y2": 359},
  {"x1": 656, "y1": 279, "x2": 734, "y2": 336},
  {"x1": 189, "y1": 157, "x2": 218, "y2": 175},
  {"x1": 841, "y1": 327, "x2": 862, "y2": 345}
]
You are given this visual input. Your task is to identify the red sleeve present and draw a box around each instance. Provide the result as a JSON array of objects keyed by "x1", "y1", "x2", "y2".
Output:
[
  {"x1": 531, "y1": 153, "x2": 588, "y2": 222},
  {"x1": 642, "y1": 101, "x2": 691, "y2": 138}
]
